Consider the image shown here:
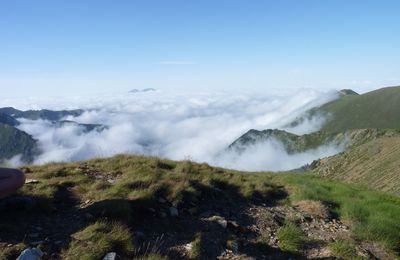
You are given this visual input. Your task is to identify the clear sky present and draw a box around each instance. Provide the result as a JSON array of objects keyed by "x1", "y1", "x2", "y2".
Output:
[{"x1": 1, "y1": 0, "x2": 399, "y2": 97}]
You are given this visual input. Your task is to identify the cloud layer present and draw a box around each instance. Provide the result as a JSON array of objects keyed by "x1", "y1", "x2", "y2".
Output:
[{"x1": 6, "y1": 89, "x2": 340, "y2": 171}]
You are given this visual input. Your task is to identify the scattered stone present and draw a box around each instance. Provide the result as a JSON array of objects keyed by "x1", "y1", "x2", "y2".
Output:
[
  {"x1": 25, "y1": 179, "x2": 40, "y2": 184},
  {"x1": 158, "y1": 197, "x2": 167, "y2": 203},
  {"x1": 228, "y1": 220, "x2": 239, "y2": 229},
  {"x1": 208, "y1": 216, "x2": 228, "y2": 228},
  {"x1": 272, "y1": 213, "x2": 285, "y2": 225},
  {"x1": 107, "y1": 179, "x2": 116, "y2": 184},
  {"x1": 103, "y1": 252, "x2": 117, "y2": 260},
  {"x1": 169, "y1": 207, "x2": 179, "y2": 217},
  {"x1": 21, "y1": 167, "x2": 32, "y2": 174},
  {"x1": 184, "y1": 242, "x2": 193, "y2": 251}
]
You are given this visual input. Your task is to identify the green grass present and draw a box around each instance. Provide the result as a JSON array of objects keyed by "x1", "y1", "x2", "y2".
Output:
[
  {"x1": 8, "y1": 155, "x2": 281, "y2": 259},
  {"x1": 329, "y1": 239, "x2": 359, "y2": 259},
  {"x1": 312, "y1": 135, "x2": 400, "y2": 195},
  {"x1": 189, "y1": 233, "x2": 203, "y2": 260},
  {"x1": 62, "y1": 221, "x2": 134, "y2": 260},
  {"x1": 281, "y1": 173, "x2": 400, "y2": 253},
  {"x1": 319, "y1": 86, "x2": 400, "y2": 132},
  {"x1": 22, "y1": 155, "x2": 279, "y2": 209},
  {"x1": 4, "y1": 154, "x2": 400, "y2": 258},
  {"x1": 276, "y1": 221, "x2": 306, "y2": 253}
]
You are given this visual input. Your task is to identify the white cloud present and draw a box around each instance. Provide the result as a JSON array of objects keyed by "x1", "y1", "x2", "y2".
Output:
[
  {"x1": 8, "y1": 89, "x2": 340, "y2": 171},
  {"x1": 215, "y1": 139, "x2": 344, "y2": 172}
]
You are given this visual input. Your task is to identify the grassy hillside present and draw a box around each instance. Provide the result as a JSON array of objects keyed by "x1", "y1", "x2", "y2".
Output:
[
  {"x1": 312, "y1": 131, "x2": 400, "y2": 195},
  {"x1": 318, "y1": 86, "x2": 400, "y2": 132},
  {"x1": 1, "y1": 155, "x2": 399, "y2": 259},
  {"x1": 0, "y1": 124, "x2": 38, "y2": 163},
  {"x1": 228, "y1": 129, "x2": 342, "y2": 154},
  {"x1": 229, "y1": 128, "x2": 397, "y2": 156}
]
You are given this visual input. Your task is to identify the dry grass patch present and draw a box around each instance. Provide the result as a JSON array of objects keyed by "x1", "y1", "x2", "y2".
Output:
[{"x1": 293, "y1": 200, "x2": 330, "y2": 219}]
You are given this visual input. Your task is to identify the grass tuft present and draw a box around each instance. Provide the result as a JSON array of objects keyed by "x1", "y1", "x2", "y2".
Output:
[
  {"x1": 63, "y1": 221, "x2": 134, "y2": 260},
  {"x1": 277, "y1": 221, "x2": 306, "y2": 253},
  {"x1": 329, "y1": 239, "x2": 359, "y2": 259},
  {"x1": 189, "y1": 233, "x2": 203, "y2": 260}
]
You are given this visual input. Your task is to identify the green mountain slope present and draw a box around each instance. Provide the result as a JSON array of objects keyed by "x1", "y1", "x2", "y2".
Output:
[
  {"x1": 0, "y1": 107, "x2": 106, "y2": 163},
  {"x1": 228, "y1": 128, "x2": 391, "y2": 155},
  {"x1": 311, "y1": 129, "x2": 400, "y2": 195},
  {"x1": 229, "y1": 129, "x2": 342, "y2": 154},
  {"x1": 317, "y1": 86, "x2": 400, "y2": 132},
  {"x1": 0, "y1": 124, "x2": 38, "y2": 163}
]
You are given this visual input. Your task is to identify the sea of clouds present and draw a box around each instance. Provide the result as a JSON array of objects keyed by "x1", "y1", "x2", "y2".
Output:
[{"x1": 2, "y1": 88, "x2": 343, "y2": 171}]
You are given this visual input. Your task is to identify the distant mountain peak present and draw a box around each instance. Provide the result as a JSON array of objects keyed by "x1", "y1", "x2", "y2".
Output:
[
  {"x1": 339, "y1": 89, "x2": 359, "y2": 96},
  {"x1": 129, "y1": 88, "x2": 156, "y2": 93}
]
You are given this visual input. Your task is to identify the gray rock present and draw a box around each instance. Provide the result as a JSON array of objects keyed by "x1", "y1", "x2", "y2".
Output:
[
  {"x1": 103, "y1": 252, "x2": 117, "y2": 260},
  {"x1": 17, "y1": 248, "x2": 43, "y2": 260},
  {"x1": 169, "y1": 207, "x2": 179, "y2": 217},
  {"x1": 208, "y1": 216, "x2": 228, "y2": 228}
]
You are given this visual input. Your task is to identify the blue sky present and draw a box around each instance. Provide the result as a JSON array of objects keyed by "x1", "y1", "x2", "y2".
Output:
[{"x1": 1, "y1": 0, "x2": 399, "y2": 97}]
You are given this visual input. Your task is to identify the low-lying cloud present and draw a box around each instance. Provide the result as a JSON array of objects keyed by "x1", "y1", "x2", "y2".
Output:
[
  {"x1": 216, "y1": 139, "x2": 344, "y2": 172},
  {"x1": 5, "y1": 89, "x2": 341, "y2": 171}
]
